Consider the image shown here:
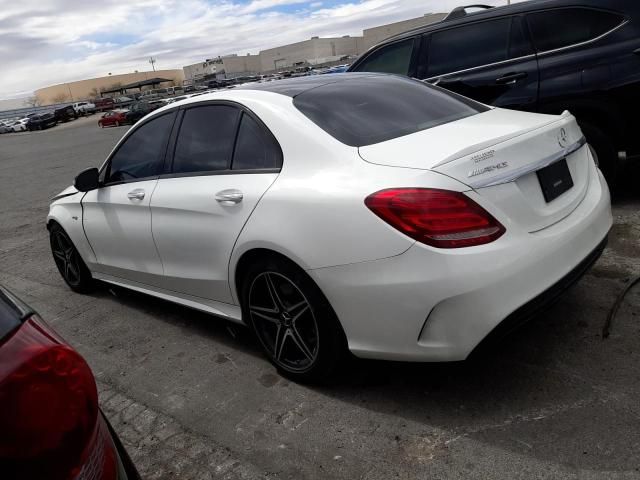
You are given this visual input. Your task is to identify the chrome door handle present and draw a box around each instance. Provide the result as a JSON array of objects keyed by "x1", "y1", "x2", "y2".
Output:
[
  {"x1": 215, "y1": 189, "x2": 243, "y2": 205},
  {"x1": 496, "y1": 72, "x2": 528, "y2": 85},
  {"x1": 127, "y1": 189, "x2": 145, "y2": 200}
]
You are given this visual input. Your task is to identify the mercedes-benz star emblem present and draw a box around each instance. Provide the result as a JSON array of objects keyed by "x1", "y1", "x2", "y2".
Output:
[{"x1": 558, "y1": 127, "x2": 569, "y2": 148}]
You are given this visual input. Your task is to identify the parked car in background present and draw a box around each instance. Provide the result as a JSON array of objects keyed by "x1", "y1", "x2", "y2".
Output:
[
  {"x1": 0, "y1": 285, "x2": 140, "y2": 479},
  {"x1": 54, "y1": 105, "x2": 77, "y2": 123},
  {"x1": 98, "y1": 109, "x2": 128, "y2": 128},
  {"x1": 94, "y1": 97, "x2": 116, "y2": 112},
  {"x1": 27, "y1": 112, "x2": 57, "y2": 131},
  {"x1": 73, "y1": 101, "x2": 96, "y2": 116},
  {"x1": 114, "y1": 96, "x2": 134, "y2": 108},
  {"x1": 0, "y1": 120, "x2": 14, "y2": 133},
  {"x1": 124, "y1": 101, "x2": 160, "y2": 124},
  {"x1": 11, "y1": 118, "x2": 29, "y2": 132},
  {"x1": 349, "y1": 0, "x2": 640, "y2": 185},
  {"x1": 49, "y1": 74, "x2": 611, "y2": 381}
]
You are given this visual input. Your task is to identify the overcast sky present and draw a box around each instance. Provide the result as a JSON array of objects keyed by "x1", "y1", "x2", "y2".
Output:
[{"x1": 0, "y1": 0, "x2": 518, "y2": 102}]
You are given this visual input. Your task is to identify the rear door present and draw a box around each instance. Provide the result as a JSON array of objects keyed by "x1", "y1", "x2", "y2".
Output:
[
  {"x1": 525, "y1": 7, "x2": 630, "y2": 115},
  {"x1": 418, "y1": 16, "x2": 539, "y2": 110},
  {"x1": 150, "y1": 103, "x2": 281, "y2": 303}
]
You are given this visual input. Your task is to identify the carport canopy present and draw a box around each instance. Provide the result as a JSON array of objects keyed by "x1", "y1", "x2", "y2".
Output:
[{"x1": 100, "y1": 77, "x2": 173, "y2": 95}]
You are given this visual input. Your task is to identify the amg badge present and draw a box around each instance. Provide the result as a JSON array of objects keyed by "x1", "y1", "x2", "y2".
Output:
[{"x1": 468, "y1": 162, "x2": 509, "y2": 178}]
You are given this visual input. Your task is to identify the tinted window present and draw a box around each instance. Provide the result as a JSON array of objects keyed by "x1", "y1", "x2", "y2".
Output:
[
  {"x1": 173, "y1": 105, "x2": 240, "y2": 174},
  {"x1": 293, "y1": 75, "x2": 487, "y2": 147},
  {"x1": 232, "y1": 113, "x2": 282, "y2": 170},
  {"x1": 527, "y1": 8, "x2": 624, "y2": 52},
  {"x1": 427, "y1": 17, "x2": 531, "y2": 77},
  {"x1": 352, "y1": 38, "x2": 414, "y2": 75},
  {"x1": 105, "y1": 112, "x2": 175, "y2": 184}
]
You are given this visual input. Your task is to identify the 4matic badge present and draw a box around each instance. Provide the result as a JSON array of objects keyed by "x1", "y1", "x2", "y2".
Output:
[{"x1": 468, "y1": 161, "x2": 509, "y2": 178}]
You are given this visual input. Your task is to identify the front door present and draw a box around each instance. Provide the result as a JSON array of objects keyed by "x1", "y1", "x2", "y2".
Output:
[
  {"x1": 419, "y1": 16, "x2": 539, "y2": 110},
  {"x1": 150, "y1": 104, "x2": 282, "y2": 303},
  {"x1": 82, "y1": 111, "x2": 176, "y2": 284}
]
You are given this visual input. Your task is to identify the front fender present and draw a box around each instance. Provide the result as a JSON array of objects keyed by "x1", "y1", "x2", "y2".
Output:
[{"x1": 47, "y1": 194, "x2": 97, "y2": 267}]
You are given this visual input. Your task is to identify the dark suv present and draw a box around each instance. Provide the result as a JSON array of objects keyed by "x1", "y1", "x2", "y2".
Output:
[
  {"x1": 348, "y1": 0, "x2": 640, "y2": 184},
  {"x1": 26, "y1": 112, "x2": 57, "y2": 131}
]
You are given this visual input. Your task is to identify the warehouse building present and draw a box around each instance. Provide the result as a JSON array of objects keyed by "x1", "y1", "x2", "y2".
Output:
[
  {"x1": 35, "y1": 69, "x2": 184, "y2": 105},
  {"x1": 361, "y1": 12, "x2": 447, "y2": 50},
  {"x1": 258, "y1": 35, "x2": 363, "y2": 72},
  {"x1": 183, "y1": 12, "x2": 444, "y2": 83}
]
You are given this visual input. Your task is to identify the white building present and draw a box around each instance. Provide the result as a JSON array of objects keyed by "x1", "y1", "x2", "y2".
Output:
[{"x1": 183, "y1": 13, "x2": 445, "y2": 80}]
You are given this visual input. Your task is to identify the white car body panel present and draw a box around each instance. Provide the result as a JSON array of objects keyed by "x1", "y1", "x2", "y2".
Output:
[
  {"x1": 150, "y1": 173, "x2": 279, "y2": 303},
  {"x1": 47, "y1": 76, "x2": 612, "y2": 362},
  {"x1": 82, "y1": 180, "x2": 163, "y2": 284}
]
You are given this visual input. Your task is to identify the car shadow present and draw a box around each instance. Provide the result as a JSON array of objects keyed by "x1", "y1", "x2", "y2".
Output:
[
  {"x1": 309, "y1": 275, "x2": 639, "y2": 472},
  {"x1": 89, "y1": 282, "x2": 264, "y2": 360},
  {"x1": 612, "y1": 156, "x2": 640, "y2": 203}
]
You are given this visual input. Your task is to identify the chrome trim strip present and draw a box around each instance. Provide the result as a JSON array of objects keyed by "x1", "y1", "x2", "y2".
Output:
[
  {"x1": 425, "y1": 54, "x2": 537, "y2": 82},
  {"x1": 425, "y1": 18, "x2": 627, "y2": 82},
  {"x1": 535, "y1": 19, "x2": 629, "y2": 58},
  {"x1": 468, "y1": 136, "x2": 587, "y2": 189}
]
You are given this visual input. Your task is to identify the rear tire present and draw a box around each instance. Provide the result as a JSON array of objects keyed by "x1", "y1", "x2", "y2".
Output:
[
  {"x1": 49, "y1": 223, "x2": 95, "y2": 293},
  {"x1": 240, "y1": 256, "x2": 346, "y2": 383},
  {"x1": 579, "y1": 122, "x2": 618, "y2": 188}
]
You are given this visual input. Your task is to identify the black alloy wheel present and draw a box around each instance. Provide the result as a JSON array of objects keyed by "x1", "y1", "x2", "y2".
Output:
[
  {"x1": 242, "y1": 257, "x2": 345, "y2": 382},
  {"x1": 49, "y1": 224, "x2": 94, "y2": 293},
  {"x1": 249, "y1": 272, "x2": 319, "y2": 372}
]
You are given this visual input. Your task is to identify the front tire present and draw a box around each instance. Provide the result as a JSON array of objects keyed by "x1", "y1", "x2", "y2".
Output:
[
  {"x1": 241, "y1": 257, "x2": 346, "y2": 382},
  {"x1": 49, "y1": 224, "x2": 94, "y2": 293}
]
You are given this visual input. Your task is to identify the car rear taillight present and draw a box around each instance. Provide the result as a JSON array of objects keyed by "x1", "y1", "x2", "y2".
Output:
[
  {"x1": 365, "y1": 188, "x2": 505, "y2": 248},
  {"x1": 0, "y1": 315, "x2": 117, "y2": 480}
]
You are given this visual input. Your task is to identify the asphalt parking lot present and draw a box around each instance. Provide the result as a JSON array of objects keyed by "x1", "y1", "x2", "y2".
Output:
[{"x1": 1, "y1": 116, "x2": 640, "y2": 479}]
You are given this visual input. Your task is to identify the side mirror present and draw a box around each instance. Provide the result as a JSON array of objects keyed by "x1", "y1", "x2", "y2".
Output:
[{"x1": 74, "y1": 167, "x2": 100, "y2": 192}]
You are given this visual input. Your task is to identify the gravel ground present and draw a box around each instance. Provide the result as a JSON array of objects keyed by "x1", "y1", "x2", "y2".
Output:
[{"x1": 1, "y1": 116, "x2": 639, "y2": 479}]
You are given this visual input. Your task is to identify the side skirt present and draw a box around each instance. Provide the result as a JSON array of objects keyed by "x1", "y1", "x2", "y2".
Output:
[{"x1": 92, "y1": 271, "x2": 244, "y2": 324}]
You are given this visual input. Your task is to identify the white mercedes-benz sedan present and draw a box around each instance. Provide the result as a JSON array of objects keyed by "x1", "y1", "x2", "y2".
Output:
[{"x1": 47, "y1": 73, "x2": 612, "y2": 381}]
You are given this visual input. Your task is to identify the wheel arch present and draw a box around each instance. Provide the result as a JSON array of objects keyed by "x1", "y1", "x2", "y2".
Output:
[
  {"x1": 231, "y1": 245, "x2": 312, "y2": 306},
  {"x1": 47, "y1": 203, "x2": 97, "y2": 266}
]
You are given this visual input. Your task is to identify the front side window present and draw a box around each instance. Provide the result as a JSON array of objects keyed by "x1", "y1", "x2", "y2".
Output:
[
  {"x1": 527, "y1": 8, "x2": 624, "y2": 52},
  {"x1": 232, "y1": 113, "x2": 282, "y2": 170},
  {"x1": 105, "y1": 112, "x2": 175, "y2": 184},
  {"x1": 427, "y1": 17, "x2": 532, "y2": 78},
  {"x1": 172, "y1": 105, "x2": 241, "y2": 174},
  {"x1": 351, "y1": 38, "x2": 415, "y2": 75}
]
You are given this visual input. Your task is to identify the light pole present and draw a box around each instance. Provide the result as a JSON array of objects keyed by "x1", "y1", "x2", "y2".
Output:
[{"x1": 149, "y1": 57, "x2": 157, "y2": 72}]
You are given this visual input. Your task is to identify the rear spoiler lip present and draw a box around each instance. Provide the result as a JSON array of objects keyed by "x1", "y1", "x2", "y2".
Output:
[{"x1": 431, "y1": 110, "x2": 575, "y2": 169}]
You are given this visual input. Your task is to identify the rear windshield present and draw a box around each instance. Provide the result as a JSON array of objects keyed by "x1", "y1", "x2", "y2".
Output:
[{"x1": 293, "y1": 75, "x2": 487, "y2": 147}]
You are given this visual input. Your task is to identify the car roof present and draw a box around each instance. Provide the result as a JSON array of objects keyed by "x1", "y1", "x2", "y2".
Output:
[
  {"x1": 235, "y1": 72, "x2": 386, "y2": 97},
  {"x1": 379, "y1": 0, "x2": 628, "y2": 45}
]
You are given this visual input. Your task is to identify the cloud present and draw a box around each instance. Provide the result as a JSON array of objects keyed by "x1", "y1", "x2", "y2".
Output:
[{"x1": 0, "y1": 0, "x2": 519, "y2": 100}]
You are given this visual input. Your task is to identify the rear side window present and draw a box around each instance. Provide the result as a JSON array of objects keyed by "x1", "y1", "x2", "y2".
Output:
[
  {"x1": 293, "y1": 75, "x2": 487, "y2": 147},
  {"x1": 427, "y1": 17, "x2": 532, "y2": 77},
  {"x1": 172, "y1": 105, "x2": 241, "y2": 174},
  {"x1": 105, "y1": 112, "x2": 175, "y2": 184},
  {"x1": 527, "y1": 8, "x2": 624, "y2": 52},
  {"x1": 351, "y1": 38, "x2": 415, "y2": 75},
  {"x1": 232, "y1": 113, "x2": 282, "y2": 170}
]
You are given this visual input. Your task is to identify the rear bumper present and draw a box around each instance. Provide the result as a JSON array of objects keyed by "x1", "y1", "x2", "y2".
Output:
[{"x1": 309, "y1": 165, "x2": 612, "y2": 361}]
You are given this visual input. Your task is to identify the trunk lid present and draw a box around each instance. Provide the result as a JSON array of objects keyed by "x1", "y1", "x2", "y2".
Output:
[{"x1": 358, "y1": 109, "x2": 590, "y2": 232}]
